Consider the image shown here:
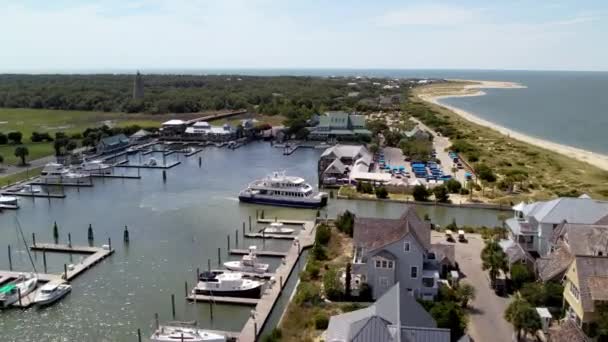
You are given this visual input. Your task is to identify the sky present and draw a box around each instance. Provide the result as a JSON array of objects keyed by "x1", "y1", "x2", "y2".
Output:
[{"x1": 1, "y1": 0, "x2": 607, "y2": 72}]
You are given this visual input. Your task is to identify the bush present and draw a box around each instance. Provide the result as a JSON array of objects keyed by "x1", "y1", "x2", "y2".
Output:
[
  {"x1": 475, "y1": 163, "x2": 496, "y2": 183},
  {"x1": 429, "y1": 301, "x2": 467, "y2": 341},
  {"x1": 7, "y1": 131, "x2": 22, "y2": 144},
  {"x1": 356, "y1": 181, "x2": 374, "y2": 194},
  {"x1": 413, "y1": 185, "x2": 430, "y2": 201},
  {"x1": 510, "y1": 263, "x2": 533, "y2": 290},
  {"x1": 262, "y1": 328, "x2": 282, "y2": 342},
  {"x1": 314, "y1": 313, "x2": 329, "y2": 329},
  {"x1": 0, "y1": 132, "x2": 7, "y2": 144},
  {"x1": 445, "y1": 179, "x2": 462, "y2": 193},
  {"x1": 306, "y1": 262, "x2": 321, "y2": 279},
  {"x1": 341, "y1": 302, "x2": 364, "y2": 313},
  {"x1": 311, "y1": 244, "x2": 327, "y2": 261},
  {"x1": 433, "y1": 185, "x2": 450, "y2": 203},
  {"x1": 295, "y1": 282, "x2": 322, "y2": 306},
  {"x1": 336, "y1": 210, "x2": 355, "y2": 237},
  {"x1": 315, "y1": 224, "x2": 331, "y2": 246},
  {"x1": 375, "y1": 186, "x2": 388, "y2": 199},
  {"x1": 520, "y1": 283, "x2": 545, "y2": 306},
  {"x1": 323, "y1": 268, "x2": 343, "y2": 301},
  {"x1": 460, "y1": 188, "x2": 470, "y2": 195}
]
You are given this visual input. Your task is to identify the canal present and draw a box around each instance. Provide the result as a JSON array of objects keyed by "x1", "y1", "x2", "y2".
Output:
[{"x1": 0, "y1": 142, "x2": 502, "y2": 341}]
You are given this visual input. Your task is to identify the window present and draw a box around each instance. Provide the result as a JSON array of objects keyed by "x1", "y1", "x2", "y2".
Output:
[
  {"x1": 570, "y1": 281, "x2": 580, "y2": 301},
  {"x1": 387, "y1": 261, "x2": 394, "y2": 269},
  {"x1": 410, "y1": 266, "x2": 418, "y2": 278},
  {"x1": 375, "y1": 260, "x2": 381, "y2": 268},
  {"x1": 422, "y1": 277, "x2": 434, "y2": 288},
  {"x1": 381, "y1": 260, "x2": 387, "y2": 268},
  {"x1": 379, "y1": 277, "x2": 389, "y2": 287},
  {"x1": 427, "y1": 252, "x2": 436, "y2": 260},
  {"x1": 404, "y1": 242, "x2": 410, "y2": 252}
]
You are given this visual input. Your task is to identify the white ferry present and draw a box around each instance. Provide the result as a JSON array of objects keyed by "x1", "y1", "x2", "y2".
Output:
[{"x1": 238, "y1": 171, "x2": 327, "y2": 208}]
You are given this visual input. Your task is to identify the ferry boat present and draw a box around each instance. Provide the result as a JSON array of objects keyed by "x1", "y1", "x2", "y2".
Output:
[
  {"x1": 223, "y1": 246, "x2": 269, "y2": 273},
  {"x1": 151, "y1": 322, "x2": 226, "y2": 342},
  {"x1": 74, "y1": 159, "x2": 112, "y2": 174},
  {"x1": 238, "y1": 171, "x2": 327, "y2": 208},
  {"x1": 0, "y1": 274, "x2": 38, "y2": 308},
  {"x1": 33, "y1": 282, "x2": 72, "y2": 306},
  {"x1": 192, "y1": 271, "x2": 263, "y2": 298},
  {"x1": 40, "y1": 163, "x2": 88, "y2": 184}
]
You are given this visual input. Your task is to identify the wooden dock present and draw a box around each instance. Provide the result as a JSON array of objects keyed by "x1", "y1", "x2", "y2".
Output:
[
  {"x1": 30, "y1": 243, "x2": 114, "y2": 281},
  {"x1": 237, "y1": 221, "x2": 317, "y2": 342},
  {"x1": 114, "y1": 161, "x2": 181, "y2": 169},
  {"x1": 90, "y1": 174, "x2": 141, "y2": 179},
  {"x1": 2, "y1": 191, "x2": 66, "y2": 199},
  {"x1": 186, "y1": 294, "x2": 259, "y2": 306},
  {"x1": 245, "y1": 233, "x2": 296, "y2": 240},
  {"x1": 229, "y1": 249, "x2": 287, "y2": 258},
  {"x1": 257, "y1": 219, "x2": 310, "y2": 225},
  {"x1": 210, "y1": 269, "x2": 274, "y2": 280}
]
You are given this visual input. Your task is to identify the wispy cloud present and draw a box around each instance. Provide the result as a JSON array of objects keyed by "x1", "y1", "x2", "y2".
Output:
[{"x1": 376, "y1": 4, "x2": 485, "y2": 27}]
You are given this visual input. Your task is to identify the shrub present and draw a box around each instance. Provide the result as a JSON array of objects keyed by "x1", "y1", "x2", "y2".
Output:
[
  {"x1": 314, "y1": 312, "x2": 329, "y2": 329},
  {"x1": 375, "y1": 186, "x2": 388, "y2": 199},
  {"x1": 510, "y1": 263, "x2": 533, "y2": 290},
  {"x1": 413, "y1": 185, "x2": 430, "y2": 201},
  {"x1": 7, "y1": 131, "x2": 22, "y2": 144},
  {"x1": 311, "y1": 244, "x2": 327, "y2": 261},
  {"x1": 323, "y1": 268, "x2": 343, "y2": 301},
  {"x1": 262, "y1": 328, "x2": 282, "y2": 342},
  {"x1": 335, "y1": 210, "x2": 355, "y2": 237},
  {"x1": 460, "y1": 188, "x2": 470, "y2": 195},
  {"x1": 306, "y1": 261, "x2": 321, "y2": 280},
  {"x1": 341, "y1": 303, "x2": 364, "y2": 313},
  {"x1": 295, "y1": 282, "x2": 322, "y2": 306},
  {"x1": 433, "y1": 185, "x2": 450, "y2": 203},
  {"x1": 0, "y1": 132, "x2": 7, "y2": 145},
  {"x1": 475, "y1": 163, "x2": 497, "y2": 183},
  {"x1": 445, "y1": 179, "x2": 462, "y2": 193},
  {"x1": 315, "y1": 224, "x2": 331, "y2": 246}
]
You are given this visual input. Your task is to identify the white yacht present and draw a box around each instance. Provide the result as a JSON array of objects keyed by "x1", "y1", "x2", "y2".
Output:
[
  {"x1": 263, "y1": 222, "x2": 295, "y2": 235},
  {"x1": 0, "y1": 195, "x2": 18, "y2": 206},
  {"x1": 223, "y1": 246, "x2": 269, "y2": 274},
  {"x1": 75, "y1": 159, "x2": 112, "y2": 174},
  {"x1": 0, "y1": 274, "x2": 38, "y2": 308},
  {"x1": 33, "y1": 282, "x2": 72, "y2": 306},
  {"x1": 151, "y1": 323, "x2": 226, "y2": 342},
  {"x1": 193, "y1": 271, "x2": 263, "y2": 298},
  {"x1": 40, "y1": 163, "x2": 88, "y2": 184},
  {"x1": 239, "y1": 171, "x2": 328, "y2": 208}
]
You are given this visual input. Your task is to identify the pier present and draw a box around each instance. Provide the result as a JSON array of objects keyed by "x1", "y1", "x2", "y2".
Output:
[
  {"x1": 229, "y1": 249, "x2": 287, "y2": 258},
  {"x1": 186, "y1": 294, "x2": 259, "y2": 306},
  {"x1": 114, "y1": 161, "x2": 181, "y2": 169},
  {"x1": 1, "y1": 191, "x2": 66, "y2": 199},
  {"x1": 244, "y1": 233, "x2": 296, "y2": 240},
  {"x1": 30, "y1": 243, "x2": 114, "y2": 281}
]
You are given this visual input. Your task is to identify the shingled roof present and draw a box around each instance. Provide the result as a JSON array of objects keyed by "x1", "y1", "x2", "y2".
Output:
[
  {"x1": 537, "y1": 241, "x2": 573, "y2": 282},
  {"x1": 573, "y1": 256, "x2": 608, "y2": 313},
  {"x1": 549, "y1": 320, "x2": 590, "y2": 342},
  {"x1": 354, "y1": 207, "x2": 431, "y2": 254}
]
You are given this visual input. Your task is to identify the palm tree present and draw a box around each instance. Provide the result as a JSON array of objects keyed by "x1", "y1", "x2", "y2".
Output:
[
  {"x1": 481, "y1": 239, "x2": 508, "y2": 288},
  {"x1": 456, "y1": 283, "x2": 476, "y2": 308},
  {"x1": 504, "y1": 294, "x2": 542, "y2": 341}
]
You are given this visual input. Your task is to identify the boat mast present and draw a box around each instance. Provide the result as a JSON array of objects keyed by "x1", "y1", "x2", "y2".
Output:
[{"x1": 14, "y1": 216, "x2": 39, "y2": 275}]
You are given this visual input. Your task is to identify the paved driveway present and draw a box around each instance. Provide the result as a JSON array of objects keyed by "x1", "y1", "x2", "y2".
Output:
[{"x1": 432, "y1": 232, "x2": 513, "y2": 342}]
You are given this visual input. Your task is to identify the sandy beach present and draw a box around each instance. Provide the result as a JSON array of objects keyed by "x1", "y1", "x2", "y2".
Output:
[{"x1": 418, "y1": 80, "x2": 608, "y2": 172}]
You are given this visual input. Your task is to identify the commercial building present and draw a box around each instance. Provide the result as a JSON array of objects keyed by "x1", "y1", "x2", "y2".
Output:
[
  {"x1": 308, "y1": 111, "x2": 371, "y2": 141},
  {"x1": 184, "y1": 121, "x2": 237, "y2": 142}
]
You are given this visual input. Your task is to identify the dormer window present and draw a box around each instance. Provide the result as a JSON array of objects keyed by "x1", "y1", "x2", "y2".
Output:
[{"x1": 404, "y1": 242, "x2": 410, "y2": 252}]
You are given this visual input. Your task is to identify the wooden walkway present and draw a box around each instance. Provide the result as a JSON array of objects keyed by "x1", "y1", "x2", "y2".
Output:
[
  {"x1": 186, "y1": 294, "x2": 259, "y2": 306},
  {"x1": 90, "y1": 174, "x2": 141, "y2": 179},
  {"x1": 256, "y1": 219, "x2": 310, "y2": 225},
  {"x1": 244, "y1": 233, "x2": 296, "y2": 240},
  {"x1": 238, "y1": 220, "x2": 317, "y2": 342},
  {"x1": 1, "y1": 191, "x2": 66, "y2": 199},
  {"x1": 30, "y1": 243, "x2": 114, "y2": 281},
  {"x1": 229, "y1": 249, "x2": 287, "y2": 258},
  {"x1": 114, "y1": 161, "x2": 181, "y2": 169}
]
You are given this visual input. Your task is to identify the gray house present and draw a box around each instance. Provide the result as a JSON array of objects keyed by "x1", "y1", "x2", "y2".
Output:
[
  {"x1": 352, "y1": 207, "x2": 453, "y2": 300},
  {"x1": 325, "y1": 282, "x2": 450, "y2": 342},
  {"x1": 96, "y1": 134, "x2": 130, "y2": 154}
]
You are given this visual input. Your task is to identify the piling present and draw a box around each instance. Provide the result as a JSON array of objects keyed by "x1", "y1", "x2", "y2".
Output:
[
  {"x1": 280, "y1": 276, "x2": 283, "y2": 288},
  {"x1": 242, "y1": 222, "x2": 246, "y2": 236},
  {"x1": 235, "y1": 229, "x2": 239, "y2": 247},
  {"x1": 43, "y1": 250, "x2": 47, "y2": 274},
  {"x1": 162, "y1": 170, "x2": 167, "y2": 182},
  {"x1": 88, "y1": 224, "x2": 94, "y2": 241},
  {"x1": 217, "y1": 248, "x2": 221, "y2": 266},
  {"x1": 171, "y1": 294, "x2": 176, "y2": 319},
  {"x1": 53, "y1": 221, "x2": 59, "y2": 243},
  {"x1": 137, "y1": 329, "x2": 142, "y2": 342},
  {"x1": 68, "y1": 233, "x2": 72, "y2": 248},
  {"x1": 248, "y1": 216, "x2": 252, "y2": 231},
  {"x1": 261, "y1": 210, "x2": 265, "y2": 219},
  {"x1": 18, "y1": 288, "x2": 22, "y2": 307},
  {"x1": 196, "y1": 267, "x2": 200, "y2": 281},
  {"x1": 64, "y1": 263, "x2": 68, "y2": 279},
  {"x1": 155, "y1": 313, "x2": 160, "y2": 330},
  {"x1": 207, "y1": 259, "x2": 211, "y2": 272},
  {"x1": 124, "y1": 225, "x2": 130, "y2": 243},
  {"x1": 227, "y1": 235, "x2": 230, "y2": 250},
  {"x1": 198, "y1": 156, "x2": 202, "y2": 167},
  {"x1": 108, "y1": 237, "x2": 112, "y2": 250},
  {"x1": 8, "y1": 245, "x2": 12, "y2": 271},
  {"x1": 185, "y1": 281, "x2": 188, "y2": 297},
  {"x1": 210, "y1": 301, "x2": 214, "y2": 321},
  {"x1": 32, "y1": 233, "x2": 36, "y2": 247}
]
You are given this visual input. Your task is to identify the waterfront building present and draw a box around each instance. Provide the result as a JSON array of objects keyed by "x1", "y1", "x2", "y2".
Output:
[
  {"x1": 318, "y1": 145, "x2": 382, "y2": 186},
  {"x1": 351, "y1": 207, "x2": 454, "y2": 300},
  {"x1": 308, "y1": 111, "x2": 371, "y2": 141},
  {"x1": 506, "y1": 196, "x2": 608, "y2": 257},
  {"x1": 133, "y1": 71, "x2": 144, "y2": 99},
  {"x1": 129, "y1": 129, "x2": 152, "y2": 143},
  {"x1": 96, "y1": 134, "x2": 130, "y2": 154},
  {"x1": 160, "y1": 119, "x2": 187, "y2": 136},
  {"x1": 325, "y1": 283, "x2": 451, "y2": 342},
  {"x1": 184, "y1": 121, "x2": 237, "y2": 142}
]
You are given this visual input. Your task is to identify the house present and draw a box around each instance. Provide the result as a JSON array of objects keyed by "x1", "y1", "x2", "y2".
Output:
[
  {"x1": 160, "y1": 119, "x2": 187, "y2": 136},
  {"x1": 308, "y1": 111, "x2": 371, "y2": 141},
  {"x1": 96, "y1": 134, "x2": 129, "y2": 154},
  {"x1": 404, "y1": 126, "x2": 431, "y2": 141},
  {"x1": 325, "y1": 283, "x2": 450, "y2": 342},
  {"x1": 563, "y1": 255, "x2": 608, "y2": 330},
  {"x1": 318, "y1": 145, "x2": 372, "y2": 185},
  {"x1": 507, "y1": 196, "x2": 608, "y2": 257},
  {"x1": 184, "y1": 121, "x2": 237, "y2": 142},
  {"x1": 352, "y1": 207, "x2": 454, "y2": 300}
]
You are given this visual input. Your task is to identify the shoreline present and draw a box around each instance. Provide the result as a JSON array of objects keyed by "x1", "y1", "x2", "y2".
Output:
[{"x1": 418, "y1": 80, "x2": 608, "y2": 172}]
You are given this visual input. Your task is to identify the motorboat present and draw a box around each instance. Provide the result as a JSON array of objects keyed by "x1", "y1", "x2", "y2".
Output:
[
  {"x1": 34, "y1": 282, "x2": 72, "y2": 306},
  {"x1": 223, "y1": 246, "x2": 269, "y2": 273},
  {"x1": 263, "y1": 222, "x2": 295, "y2": 235},
  {"x1": 0, "y1": 274, "x2": 38, "y2": 308},
  {"x1": 19, "y1": 184, "x2": 42, "y2": 193},
  {"x1": 75, "y1": 159, "x2": 112, "y2": 174},
  {"x1": 193, "y1": 271, "x2": 263, "y2": 298},
  {"x1": 0, "y1": 195, "x2": 18, "y2": 206},
  {"x1": 239, "y1": 171, "x2": 328, "y2": 208},
  {"x1": 40, "y1": 163, "x2": 88, "y2": 184},
  {"x1": 151, "y1": 322, "x2": 226, "y2": 342}
]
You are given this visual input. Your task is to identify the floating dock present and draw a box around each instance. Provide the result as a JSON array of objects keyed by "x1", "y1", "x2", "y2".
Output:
[
  {"x1": 29, "y1": 180, "x2": 93, "y2": 187},
  {"x1": 229, "y1": 249, "x2": 287, "y2": 258},
  {"x1": 256, "y1": 219, "x2": 310, "y2": 225},
  {"x1": 90, "y1": 174, "x2": 141, "y2": 179},
  {"x1": 30, "y1": 243, "x2": 114, "y2": 281},
  {"x1": 1, "y1": 192, "x2": 66, "y2": 199},
  {"x1": 114, "y1": 161, "x2": 181, "y2": 169},
  {"x1": 186, "y1": 294, "x2": 259, "y2": 306},
  {"x1": 0, "y1": 204, "x2": 19, "y2": 210},
  {"x1": 245, "y1": 233, "x2": 296, "y2": 240}
]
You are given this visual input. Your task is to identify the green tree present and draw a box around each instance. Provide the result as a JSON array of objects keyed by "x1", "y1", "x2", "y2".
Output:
[
  {"x1": 593, "y1": 303, "x2": 608, "y2": 339},
  {"x1": 14, "y1": 146, "x2": 29, "y2": 165},
  {"x1": 455, "y1": 283, "x2": 476, "y2": 308},
  {"x1": 445, "y1": 179, "x2": 462, "y2": 193},
  {"x1": 475, "y1": 163, "x2": 497, "y2": 183},
  {"x1": 412, "y1": 185, "x2": 430, "y2": 201},
  {"x1": 520, "y1": 283, "x2": 545, "y2": 306},
  {"x1": 375, "y1": 186, "x2": 389, "y2": 199},
  {"x1": 433, "y1": 185, "x2": 450, "y2": 203},
  {"x1": 323, "y1": 268, "x2": 342, "y2": 300},
  {"x1": 0, "y1": 132, "x2": 7, "y2": 144},
  {"x1": 0, "y1": 155, "x2": 3, "y2": 168},
  {"x1": 54, "y1": 138, "x2": 68, "y2": 156},
  {"x1": 315, "y1": 224, "x2": 331, "y2": 246},
  {"x1": 7, "y1": 131, "x2": 22, "y2": 144},
  {"x1": 335, "y1": 210, "x2": 355, "y2": 237},
  {"x1": 429, "y1": 301, "x2": 467, "y2": 341},
  {"x1": 510, "y1": 263, "x2": 533, "y2": 290},
  {"x1": 481, "y1": 239, "x2": 508, "y2": 288},
  {"x1": 344, "y1": 263, "x2": 352, "y2": 299},
  {"x1": 65, "y1": 140, "x2": 78, "y2": 153},
  {"x1": 504, "y1": 295, "x2": 542, "y2": 341},
  {"x1": 368, "y1": 143, "x2": 380, "y2": 154}
]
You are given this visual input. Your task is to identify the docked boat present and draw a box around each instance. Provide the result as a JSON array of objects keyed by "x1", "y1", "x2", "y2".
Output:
[
  {"x1": 0, "y1": 274, "x2": 38, "y2": 308},
  {"x1": 263, "y1": 222, "x2": 295, "y2": 235},
  {"x1": 147, "y1": 158, "x2": 158, "y2": 166},
  {"x1": 19, "y1": 184, "x2": 42, "y2": 193},
  {"x1": 75, "y1": 159, "x2": 112, "y2": 174},
  {"x1": 238, "y1": 171, "x2": 328, "y2": 208},
  {"x1": 40, "y1": 163, "x2": 88, "y2": 184},
  {"x1": 151, "y1": 323, "x2": 226, "y2": 342},
  {"x1": 0, "y1": 195, "x2": 18, "y2": 206},
  {"x1": 224, "y1": 246, "x2": 269, "y2": 273},
  {"x1": 193, "y1": 271, "x2": 263, "y2": 298},
  {"x1": 33, "y1": 282, "x2": 71, "y2": 306}
]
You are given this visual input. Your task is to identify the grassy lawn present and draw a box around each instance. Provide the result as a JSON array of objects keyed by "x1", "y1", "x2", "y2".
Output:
[
  {"x1": 0, "y1": 108, "x2": 182, "y2": 165},
  {"x1": 0, "y1": 166, "x2": 43, "y2": 187},
  {"x1": 209, "y1": 113, "x2": 286, "y2": 127},
  {"x1": 412, "y1": 83, "x2": 608, "y2": 202}
]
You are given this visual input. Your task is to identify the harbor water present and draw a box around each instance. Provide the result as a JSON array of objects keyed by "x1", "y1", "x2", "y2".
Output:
[{"x1": 0, "y1": 142, "x2": 502, "y2": 341}]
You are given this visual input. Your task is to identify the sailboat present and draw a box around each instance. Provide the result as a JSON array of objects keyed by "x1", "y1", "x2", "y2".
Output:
[{"x1": 0, "y1": 274, "x2": 38, "y2": 308}]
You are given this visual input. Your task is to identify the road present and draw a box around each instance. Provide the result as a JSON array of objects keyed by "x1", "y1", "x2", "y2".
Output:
[{"x1": 432, "y1": 231, "x2": 513, "y2": 342}]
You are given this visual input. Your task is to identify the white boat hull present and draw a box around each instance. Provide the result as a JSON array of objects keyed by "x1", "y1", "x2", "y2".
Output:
[
  {"x1": 151, "y1": 325, "x2": 226, "y2": 342},
  {"x1": 34, "y1": 284, "x2": 71, "y2": 306},
  {"x1": 223, "y1": 261, "x2": 269, "y2": 273}
]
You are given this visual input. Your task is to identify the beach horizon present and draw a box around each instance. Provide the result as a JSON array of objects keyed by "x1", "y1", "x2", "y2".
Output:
[{"x1": 417, "y1": 79, "x2": 608, "y2": 173}]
